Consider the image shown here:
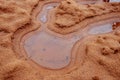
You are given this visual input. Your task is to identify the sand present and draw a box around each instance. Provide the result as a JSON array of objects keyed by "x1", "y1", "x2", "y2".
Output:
[
  {"x1": 48, "y1": 0, "x2": 120, "y2": 34},
  {"x1": 0, "y1": 0, "x2": 120, "y2": 80}
]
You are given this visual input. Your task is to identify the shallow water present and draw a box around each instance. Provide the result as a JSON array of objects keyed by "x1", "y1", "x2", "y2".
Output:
[
  {"x1": 37, "y1": 3, "x2": 58, "y2": 23},
  {"x1": 23, "y1": 2, "x2": 120, "y2": 69},
  {"x1": 88, "y1": 24, "x2": 112, "y2": 34},
  {"x1": 24, "y1": 31, "x2": 80, "y2": 69},
  {"x1": 110, "y1": 0, "x2": 120, "y2": 2}
]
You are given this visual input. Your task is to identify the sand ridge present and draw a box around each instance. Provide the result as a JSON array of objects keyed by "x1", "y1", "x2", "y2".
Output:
[{"x1": 0, "y1": 0, "x2": 120, "y2": 80}]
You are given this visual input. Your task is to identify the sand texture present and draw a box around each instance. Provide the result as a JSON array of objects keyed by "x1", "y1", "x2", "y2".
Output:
[
  {"x1": 0, "y1": 0, "x2": 120, "y2": 80},
  {"x1": 48, "y1": 0, "x2": 120, "y2": 34}
]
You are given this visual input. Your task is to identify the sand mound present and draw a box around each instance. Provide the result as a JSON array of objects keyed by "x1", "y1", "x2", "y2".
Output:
[{"x1": 48, "y1": 0, "x2": 120, "y2": 34}]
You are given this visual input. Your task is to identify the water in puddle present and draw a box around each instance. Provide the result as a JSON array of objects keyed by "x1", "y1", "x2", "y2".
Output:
[
  {"x1": 37, "y1": 3, "x2": 58, "y2": 23},
  {"x1": 23, "y1": 2, "x2": 120, "y2": 69},
  {"x1": 88, "y1": 19, "x2": 120, "y2": 34},
  {"x1": 24, "y1": 30, "x2": 82, "y2": 69},
  {"x1": 110, "y1": 0, "x2": 120, "y2": 2}
]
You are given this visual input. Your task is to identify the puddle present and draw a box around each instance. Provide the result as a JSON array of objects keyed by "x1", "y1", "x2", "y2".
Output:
[
  {"x1": 110, "y1": 0, "x2": 120, "y2": 2},
  {"x1": 78, "y1": 0, "x2": 120, "y2": 4},
  {"x1": 37, "y1": 3, "x2": 58, "y2": 23},
  {"x1": 22, "y1": 2, "x2": 120, "y2": 69},
  {"x1": 24, "y1": 30, "x2": 82, "y2": 69},
  {"x1": 88, "y1": 23, "x2": 113, "y2": 34},
  {"x1": 23, "y1": 21, "x2": 119, "y2": 69},
  {"x1": 88, "y1": 19, "x2": 120, "y2": 34}
]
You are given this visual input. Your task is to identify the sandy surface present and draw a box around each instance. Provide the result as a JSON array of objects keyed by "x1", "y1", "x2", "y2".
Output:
[
  {"x1": 0, "y1": 0, "x2": 120, "y2": 80},
  {"x1": 48, "y1": 0, "x2": 120, "y2": 34}
]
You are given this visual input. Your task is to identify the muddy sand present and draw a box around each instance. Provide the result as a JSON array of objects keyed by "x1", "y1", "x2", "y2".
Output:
[{"x1": 0, "y1": 0, "x2": 120, "y2": 80}]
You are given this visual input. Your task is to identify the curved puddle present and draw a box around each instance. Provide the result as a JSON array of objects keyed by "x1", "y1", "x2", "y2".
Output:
[
  {"x1": 22, "y1": 1, "x2": 120, "y2": 69},
  {"x1": 37, "y1": 3, "x2": 58, "y2": 23}
]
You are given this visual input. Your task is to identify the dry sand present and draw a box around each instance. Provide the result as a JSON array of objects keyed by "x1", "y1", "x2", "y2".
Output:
[{"x1": 0, "y1": 0, "x2": 120, "y2": 80}]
